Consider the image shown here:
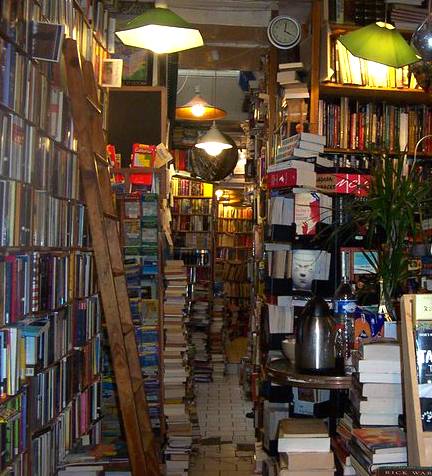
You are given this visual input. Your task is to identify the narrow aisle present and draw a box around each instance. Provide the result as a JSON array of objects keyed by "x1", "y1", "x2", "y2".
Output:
[{"x1": 189, "y1": 372, "x2": 256, "y2": 475}]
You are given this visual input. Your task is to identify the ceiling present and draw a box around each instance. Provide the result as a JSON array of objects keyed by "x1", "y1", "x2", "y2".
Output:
[{"x1": 114, "y1": 0, "x2": 313, "y2": 135}]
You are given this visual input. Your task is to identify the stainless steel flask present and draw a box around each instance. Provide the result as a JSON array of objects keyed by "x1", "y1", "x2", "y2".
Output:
[{"x1": 295, "y1": 296, "x2": 336, "y2": 374}]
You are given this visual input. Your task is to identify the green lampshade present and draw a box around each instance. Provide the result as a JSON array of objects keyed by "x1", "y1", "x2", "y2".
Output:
[
  {"x1": 116, "y1": 5, "x2": 204, "y2": 54},
  {"x1": 338, "y1": 22, "x2": 420, "y2": 68}
]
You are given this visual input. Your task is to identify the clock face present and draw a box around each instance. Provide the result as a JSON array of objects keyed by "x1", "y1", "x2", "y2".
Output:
[{"x1": 267, "y1": 16, "x2": 301, "y2": 50}]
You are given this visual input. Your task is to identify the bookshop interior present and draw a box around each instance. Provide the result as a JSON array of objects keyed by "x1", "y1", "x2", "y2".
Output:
[{"x1": 7, "y1": 0, "x2": 432, "y2": 475}]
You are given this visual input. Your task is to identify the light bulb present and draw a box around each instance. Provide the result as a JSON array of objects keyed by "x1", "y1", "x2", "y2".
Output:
[
  {"x1": 191, "y1": 104, "x2": 206, "y2": 117},
  {"x1": 196, "y1": 141, "x2": 229, "y2": 156},
  {"x1": 215, "y1": 189, "x2": 224, "y2": 200}
]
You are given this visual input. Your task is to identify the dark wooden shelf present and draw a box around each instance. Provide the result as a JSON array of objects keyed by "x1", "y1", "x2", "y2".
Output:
[
  {"x1": 323, "y1": 147, "x2": 432, "y2": 157},
  {"x1": 319, "y1": 83, "x2": 432, "y2": 105}
]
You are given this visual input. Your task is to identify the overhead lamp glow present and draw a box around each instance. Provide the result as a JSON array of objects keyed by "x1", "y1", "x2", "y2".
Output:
[
  {"x1": 176, "y1": 91, "x2": 226, "y2": 121},
  {"x1": 338, "y1": 21, "x2": 420, "y2": 68},
  {"x1": 115, "y1": 2, "x2": 204, "y2": 54},
  {"x1": 195, "y1": 122, "x2": 233, "y2": 157}
]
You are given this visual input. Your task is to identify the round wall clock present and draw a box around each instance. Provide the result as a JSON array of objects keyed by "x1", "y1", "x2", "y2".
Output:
[{"x1": 267, "y1": 15, "x2": 301, "y2": 50}]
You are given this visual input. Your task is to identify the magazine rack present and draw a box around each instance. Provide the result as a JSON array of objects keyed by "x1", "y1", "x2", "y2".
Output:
[{"x1": 401, "y1": 294, "x2": 432, "y2": 466}]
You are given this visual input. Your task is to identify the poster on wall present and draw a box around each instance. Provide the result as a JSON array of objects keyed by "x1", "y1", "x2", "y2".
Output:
[{"x1": 112, "y1": 43, "x2": 153, "y2": 85}]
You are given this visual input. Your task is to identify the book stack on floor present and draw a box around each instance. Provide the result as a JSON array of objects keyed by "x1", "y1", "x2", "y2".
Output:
[
  {"x1": 210, "y1": 296, "x2": 225, "y2": 382},
  {"x1": 188, "y1": 286, "x2": 212, "y2": 383},
  {"x1": 350, "y1": 341, "x2": 402, "y2": 427},
  {"x1": 349, "y1": 427, "x2": 407, "y2": 475},
  {"x1": 277, "y1": 418, "x2": 335, "y2": 476},
  {"x1": 277, "y1": 62, "x2": 309, "y2": 100},
  {"x1": 332, "y1": 413, "x2": 355, "y2": 475},
  {"x1": 163, "y1": 260, "x2": 192, "y2": 475}
]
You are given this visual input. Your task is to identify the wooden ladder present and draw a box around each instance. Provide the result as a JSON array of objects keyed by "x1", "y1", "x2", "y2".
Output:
[{"x1": 63, "y1": 39, "x2": 160, "y2": 476}]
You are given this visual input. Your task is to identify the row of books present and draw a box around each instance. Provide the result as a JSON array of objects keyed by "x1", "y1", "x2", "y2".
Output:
[
  {"x1": 173, "y1": 232, "x2": 211, "y2": 249},
  {"x1": 330, "y1": 38, "x2": 416, "y2": 89},
  {"x1": 318, "y1": 98, "x2": 432, "y2": 153},
  {"x1": 0, "y1": 390, "x2": 26, "y2": 472},
  {"x1": 0, "y1": 119, "x2": 79, "y2": 198},
  {"x1": 325, "y1": 0, "x2": 385, "y2": 25},
  {"x1": 172, "y1": 215, "x2": 211, "y2": 232},
  {"x1": 1, "y1": 325, "x2": 100, "y2": 398},
  {"x1": 217, "y1": 234, "x2": 253, "y2": 248},
  {"x1": 218, "y1": 205, "x2": 253, "y2": 219},
  {"x1": 217, "y1": 219, "x2": 253, "y2": 233},
  {"x1": 31, "y1": 386, "x2": 101, "y2": 476},
  {"x1": 222, "y1": 262, "x2": 249, "y2": 282},
  {"x1": 390, "y1": 2, "x2": 427, "y2": 31},
  {"x1": 216, "y1": 247, "x2": 251, "y2": 261},
  {"x1": 172, "y1": 198, "x2": 212, "y2": 215},
  {"x1": 8, "y1": 300, "x2": 100, "y2": 380},
  {"x1": 0, "y1": 252, "x2": 96, "y2": 324},
  {"x1": 224, "y1": 282, "x2": 251, "y2": 299},
  {"x1": 0, "y1": 183, "x2": 89, "y2": 248},
  {"x1": 171, "y1": 178, "x2": 213, "y2": 197},
  {"x1": 0, "y1": 45, "x2": 76, "y2": 152}
]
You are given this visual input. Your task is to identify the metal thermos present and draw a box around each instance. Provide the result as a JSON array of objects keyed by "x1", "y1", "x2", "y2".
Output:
[{"x1": 295, "y1": 296, "x2": 336, "y2": 374}]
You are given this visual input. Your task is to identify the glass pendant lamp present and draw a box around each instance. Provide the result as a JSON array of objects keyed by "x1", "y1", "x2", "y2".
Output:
[
  {"x1": 338, "y1": 21, "x2": 419, "y2": 68},
  {"x1": 116, "y1": 1, "x2": 204, "y2": 54},
  {"x1": 195, "y1": 121, "x2": 233, "y2": 157},
  {"x1": 176, "y1": 87, "x2": 226, "y2": 121}
]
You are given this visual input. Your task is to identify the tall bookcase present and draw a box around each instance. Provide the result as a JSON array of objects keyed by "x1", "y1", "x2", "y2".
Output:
[
  {"x1": 0, "y1": 1, "x2": 113, "y2": 475},
  {"x1": 216, "y1": 203, "x2": 254, "y2": 340},
  {"x1": 170, "y1": 177, "x2": 214, "y2": 384}
]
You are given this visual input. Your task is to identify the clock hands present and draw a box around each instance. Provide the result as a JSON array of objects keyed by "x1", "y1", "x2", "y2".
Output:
[{"x1": 283, "y1": 25, "x2": 295, "y2": 37}]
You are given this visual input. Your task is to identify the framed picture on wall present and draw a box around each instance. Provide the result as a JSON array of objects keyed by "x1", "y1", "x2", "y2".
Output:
[{"x1": 112, "y1": 42, "x2": 153, "y2": 85}]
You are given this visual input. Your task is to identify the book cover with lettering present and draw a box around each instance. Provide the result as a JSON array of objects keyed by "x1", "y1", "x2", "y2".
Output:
[{"x1": 415, "y1": 323, "x2": 432, "y2": 431}]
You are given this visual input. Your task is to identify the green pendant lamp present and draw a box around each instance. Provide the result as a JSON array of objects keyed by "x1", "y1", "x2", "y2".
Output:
[
  {"x1": 116, "y1": 1, "x2": 204, "y2": 54},
  {"x1": 338, "y1": 22, "x2": 420, "y2": 68}
]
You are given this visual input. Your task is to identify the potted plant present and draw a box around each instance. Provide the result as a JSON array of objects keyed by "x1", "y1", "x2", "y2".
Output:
[{"x1": 335, "y1": 153, "x2": 432, "y2": 319}]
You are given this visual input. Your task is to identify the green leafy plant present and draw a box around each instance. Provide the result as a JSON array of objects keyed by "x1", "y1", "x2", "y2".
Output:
[{"x1": 335, "y1": 153, "x2": 432, "y2": 318}]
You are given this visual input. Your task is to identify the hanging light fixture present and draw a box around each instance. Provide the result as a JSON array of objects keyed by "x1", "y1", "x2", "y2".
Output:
[
  {"x1": 176, "y1": 87, "x2": 226, "y2": 121},
  {"x1": 195, "y1": 121, "x2": 233, "y2": 157},
  {"x1": 338, "y1": 21, "x2": 420, "y2": 68},
  {"x1": 115, "y1": 1, "x2": 204, "y2": 54}
]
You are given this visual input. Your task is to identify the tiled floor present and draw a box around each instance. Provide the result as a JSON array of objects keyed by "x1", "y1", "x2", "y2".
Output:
[{"x1": 189, "y1": 373, "x2": 256, "y2": 475}]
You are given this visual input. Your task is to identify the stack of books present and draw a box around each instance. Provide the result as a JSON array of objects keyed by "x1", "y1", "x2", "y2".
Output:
[
  {"x1": 163, "y1": 260, "x2": 192, "y2": 475},
  {"x1": 277, "y1": 418, "x2": 335, "y2": 475},
  {"x1": 277, "y1": 62, "x2": 309, "y2": 100},
  {"x1": 350, "y1": 341, "x2": 402, "y2": 427},
  {"x1": 332, "y1": 413, "x2": 355, "y2": 475},
  {"x1": 275, "y1": 132, "x2": 327, "y2": 164},
  {"x1": 349, "y1": 427, "x2": 407, "y2": 475},
  {"x1": 188, "y1": 293, "x2": 212, "y2": 383},
  {"x1": 390, "y1": 3, "x2": 427, "y2": 31},
  {"x1": 210, "y1": 297, "x2": 225, "y2": 382}
]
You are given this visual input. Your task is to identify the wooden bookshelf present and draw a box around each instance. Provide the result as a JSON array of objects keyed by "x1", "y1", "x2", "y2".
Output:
[
  {"x1": 0, "y1": 1, "x2": 114, "y2": 474},
  {"x1": 319, "y1": 83, "x2": 432, "y2": 105}
]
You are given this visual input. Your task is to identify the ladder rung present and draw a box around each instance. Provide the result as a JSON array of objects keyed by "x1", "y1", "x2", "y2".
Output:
[
  {"x1": 95, "y1": 152, "x2": 110, "y2": 166},
  {"x1": 86, "y1": 96, "x2": 102, "y2": 114},
  {"x1": 112, "y1": 269, "x2": 124, "y2": 277},
  {"x1": 123, "y1": 327, "x2": 135, "y2": 337},
  {"x1": 104, "y1": 211, "x2": 119, "y2": 220}
]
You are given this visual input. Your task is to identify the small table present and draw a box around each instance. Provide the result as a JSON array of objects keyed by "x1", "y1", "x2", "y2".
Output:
[
  {"x1": 267, "y1": 358, "x2": 352, "y2": 390},
  {"x1": 266, "y1": 358, "x2": 352, "y2": 434}
]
